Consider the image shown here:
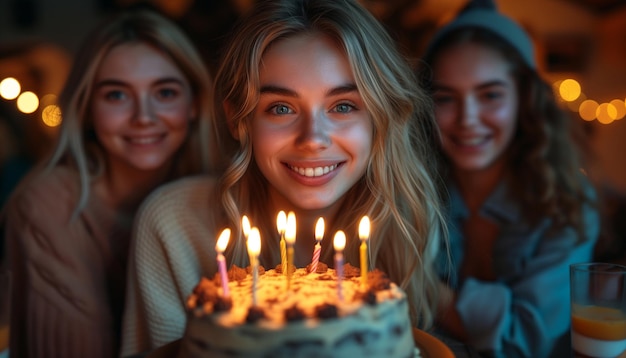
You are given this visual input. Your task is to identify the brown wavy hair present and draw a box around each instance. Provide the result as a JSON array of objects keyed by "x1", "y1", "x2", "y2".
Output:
[{"x1": 420, "y1": 27, "x2": 595, "y2": 240}]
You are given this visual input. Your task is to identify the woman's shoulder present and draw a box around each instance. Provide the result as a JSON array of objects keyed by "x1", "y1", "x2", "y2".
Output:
[
  {"x1": 137, "y1": 174, "x2": 220, "y2": 219},
  {"x1": 5, "y1": 166, "x2": 79, "y2": 217}
]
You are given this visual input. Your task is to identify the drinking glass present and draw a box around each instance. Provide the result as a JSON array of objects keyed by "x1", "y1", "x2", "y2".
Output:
[{"x1": 570, "y1": 263, "x2": 626, "y2": 358}]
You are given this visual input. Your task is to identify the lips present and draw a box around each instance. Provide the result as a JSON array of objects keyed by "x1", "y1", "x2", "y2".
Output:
[
  {"x1": 451, "y1": 134, "x2": 490, "y2": 147},
  {"x1": 125, "y1": 134, "x2": 165, "y2": 145},
  {"x1": 286, "y1": 163, "x2": 340, "y2": 177}
]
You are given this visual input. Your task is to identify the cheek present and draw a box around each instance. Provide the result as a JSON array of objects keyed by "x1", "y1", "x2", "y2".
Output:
[{"x1": 490, "y1": 105, "x2": 518, "y2": 139}]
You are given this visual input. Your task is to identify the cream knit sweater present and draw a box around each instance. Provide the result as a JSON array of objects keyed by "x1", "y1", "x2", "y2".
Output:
[{"x1": 120, "y1": 175, "x2": 227, "y2": 357}]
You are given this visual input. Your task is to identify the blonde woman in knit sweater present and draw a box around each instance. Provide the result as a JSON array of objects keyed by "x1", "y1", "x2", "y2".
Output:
[
  {"x1": 121, "y1": 0, "x2": 447, "y2": 356},
  {"x1": 3, "y1": 8, "x2": 217, "y2": 358}
]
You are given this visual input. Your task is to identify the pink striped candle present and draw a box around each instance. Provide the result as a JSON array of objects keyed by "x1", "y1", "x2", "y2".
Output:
[
  {"x1": 310, "y1": 217, "x2": 324, "y2": 273},
  {"x1": 215, "y1": 228, "x2": 231, "y2": 297}
]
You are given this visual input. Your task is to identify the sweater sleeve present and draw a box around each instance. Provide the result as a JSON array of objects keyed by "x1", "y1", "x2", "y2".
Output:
[
  {"x1": 6, "y1": 176, "x2": 117, "y2": 358},
  {"x1": 120, "y1": 177, "x2": 219, "y2": 357},
  {"x1": 455, "y1": 202, "x2": 600, "y2": 358}
]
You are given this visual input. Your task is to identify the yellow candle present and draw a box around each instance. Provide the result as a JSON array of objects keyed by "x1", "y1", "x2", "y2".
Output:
[
  {"x1": 277, "y1": 211, "x2": 287, "y2": 275},
  {"x1": 285, "y1": 211, "x2": 297, "y2": 289},
  {"x1": 247, "y1": 227, "x2": 261, "y2": 306},
  {"x1": 359, "y1": 216, "x2": 370, "y2": 286}
]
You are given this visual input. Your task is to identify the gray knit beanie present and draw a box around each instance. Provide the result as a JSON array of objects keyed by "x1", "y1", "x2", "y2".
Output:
[{"x1": 425, "y1": 0, "x2": 535, "y2": 68}]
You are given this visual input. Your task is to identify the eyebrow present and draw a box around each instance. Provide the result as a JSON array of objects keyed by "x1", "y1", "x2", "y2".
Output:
[
  {"x1": 94, "y1": 77, "x2": 185, "y2": 88},
  {"x1": 259, "y1": 83, "x2": 359, "y2": 97},
  {"x1": 434, "y1": 79, "x2": 509, "y2": 92}
]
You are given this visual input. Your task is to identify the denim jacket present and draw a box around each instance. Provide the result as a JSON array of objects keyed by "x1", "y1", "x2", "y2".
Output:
[{"x1": 438, "y1": 179, "x2": 600, "y2": 358}]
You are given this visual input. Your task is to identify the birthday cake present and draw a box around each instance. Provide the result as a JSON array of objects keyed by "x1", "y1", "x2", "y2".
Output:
[{"x1": 177, "y1": 263, "x2": 418, "y2": 358}]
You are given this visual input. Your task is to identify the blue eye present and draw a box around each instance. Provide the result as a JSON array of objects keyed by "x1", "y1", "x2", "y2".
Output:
[
  {"x1": 105, "y1": 90, "x2": 126, "y2": 101},
  {"x1": 157, "y1": 88, "x2": 180, "y2": 100},
  {"x1": 270, "y1": 104, "x2": 293, "y2": 115},
  {"x1": 334, "y1": 103, "x2": 353, "y2": 113}
]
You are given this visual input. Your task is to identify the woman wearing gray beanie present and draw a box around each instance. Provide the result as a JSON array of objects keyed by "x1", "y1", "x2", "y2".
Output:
[{"x1": 421, "y1": 0, "x2": 599, "y2": 357}]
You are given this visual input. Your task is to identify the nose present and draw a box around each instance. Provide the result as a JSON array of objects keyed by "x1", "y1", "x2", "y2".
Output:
[
  {"x1": 459, "y1": 96, "x2": 480, "y2": 127},
  {"x1": 295, "y1": 109, "x2": 331, "y2": 151},
  {"x1": 133, "y1": 94, "x2": 155, "y2": 125}
]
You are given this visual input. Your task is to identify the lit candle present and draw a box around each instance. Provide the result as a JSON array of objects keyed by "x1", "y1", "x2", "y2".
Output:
[
  {"x1": 277, "y1": 211, "x2": 287, "y2": 275},
  {"x1": 309, "y1": 217, "x2": 324, "y2": 273},
  {"x1": 334, "y1": 230, "x2": 346, "y2": 302},
  {"x1": 215, "y1": 228, "x2": 231, "y2": 297},
  {"x1": 285, "y1": 211, "x2": 297, "y2": 289},
  {"x1": 359, "y1": 216, "x2": 370, "y2": 286},
  {"x1": 247, "y1": 227, "x2": 261, "y2": 306},
  {"x1": 242, "y1": 215, "x2": 251, "y2": 238},
  {"x1": 242, "y1": 215, "x2": 252, "y2": 265}
]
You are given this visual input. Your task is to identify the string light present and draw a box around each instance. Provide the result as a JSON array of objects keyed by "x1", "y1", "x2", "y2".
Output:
[{"x1": 554, "y1": 78, "x2": 625, "y2": 125}]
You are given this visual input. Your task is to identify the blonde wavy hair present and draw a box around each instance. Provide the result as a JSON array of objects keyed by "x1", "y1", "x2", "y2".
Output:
[
  {"x1": 213, "y1": 0, "x2": 447, "y2": 328},
  {"x1": 47, "y1": 8, "x2": 217, "y2": 217}
]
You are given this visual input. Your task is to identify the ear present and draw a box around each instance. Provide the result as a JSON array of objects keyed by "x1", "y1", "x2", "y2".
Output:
[{"x1": 223, "y1": 100, "x2": 239, "y2": 140}]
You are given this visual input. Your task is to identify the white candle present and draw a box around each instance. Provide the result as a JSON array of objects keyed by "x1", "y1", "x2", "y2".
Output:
[
  {"x1": 242, "y1": 215, "x2": 252, "y2": 265},
  {"x1": 247, "y1": 227, "x2": 261, "y2": 306},
  {"x1": 215, "y1": 228, "x2": 231, "y2": 297},
  {"x1": 334, "y1": 230, "x2": 346, "y2": 301}
]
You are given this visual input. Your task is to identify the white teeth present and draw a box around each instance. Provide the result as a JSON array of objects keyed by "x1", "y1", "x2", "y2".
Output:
[
  {"x1": 129, "y1": 136, "x2": 160, "y2": 144},
  {"x1": 289, "y1": 164, "x2": 337, "y2": 177},
  {"x1": 458, "y1": 137, "x2": 484, "y2": 146}
]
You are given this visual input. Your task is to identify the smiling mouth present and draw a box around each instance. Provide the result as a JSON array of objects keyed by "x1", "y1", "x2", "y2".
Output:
[
  {"x1": 126, "y1": 135, "x2": 164, "y2": 145},
  {"x1": 287, "y1": 164, "x2": 339, "y2": 177},
  {"x1": 453, "y1": 136, "x2": 488, "y2": 147}
]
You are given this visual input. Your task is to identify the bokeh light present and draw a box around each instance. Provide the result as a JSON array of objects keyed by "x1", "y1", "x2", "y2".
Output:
[
  {"x1": 42, "y1": 104, "x2": 62, "y2": 127},
  {"x1": 579, "y1": 99, "x2": 599, "y2": 121},
  {"x1": 16, "y1": 91, "x2": 39, "y2": 114},
  {"x1": 596, "y1": 103, "x2": 616, "y2": 124},
  {"x1": 0, "y1": 77, "x2": 21, "y2": 100},
  {"x1": 559, "y1": 79, "x2": 581, "y2": 102},
  {"x1": 609, "y1": 99, "x2": 625, "y2": 120}
]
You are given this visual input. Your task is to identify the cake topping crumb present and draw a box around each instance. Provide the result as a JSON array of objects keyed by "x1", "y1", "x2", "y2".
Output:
[
  {"x1": 367, "y1": 269, "x2": 391, "y2": 291},
  {"x1": 245, "y1": 306, "x2": 266, "y2": 323},
  {"x1": 342, "y1": 263, "x2": 360, "y2": 278},
  {"x1": 315, "y1": 303, "x2": 338, "y2": 319},
  {"x1": 284, "y1": 305, "x2": 306, "y2": 321}
]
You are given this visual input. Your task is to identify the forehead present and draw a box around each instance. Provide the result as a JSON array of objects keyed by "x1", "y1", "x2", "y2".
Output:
[
  {"x1": 96, "y1": 42, "x2": 185, "y2": 81},
  {"x1": 259, "y1": 33, "x2": 353, "y2": 86},
  {"x1": 432, "y1": 42, "x2": 513, "y2": 87}
]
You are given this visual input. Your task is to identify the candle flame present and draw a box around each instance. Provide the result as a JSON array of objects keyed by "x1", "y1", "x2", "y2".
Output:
[
  {"x1": 247, "y1": 227, "x2": 261, "y2": 256},
  {"x1": 216, "y1": 228, "x2": 231, "y2": 252},
  {"x1": 359, "y1": 216, "x2": 370, "y2": 241},
  {"x1": 242, "y1": 215, "x2": 251, "y2": 238},
  {"x1": 285, "y1": 211, "x2": 296, "y2": 245},
  {"x1": 315, "y1": 217, "x2": 324, "y2": 242},
  {"x1": 333, "y1": 230, "x2": 346, "y2": 251},
  {"x1": 276, "y1": 211, "x2": 286, "y2": 235}
]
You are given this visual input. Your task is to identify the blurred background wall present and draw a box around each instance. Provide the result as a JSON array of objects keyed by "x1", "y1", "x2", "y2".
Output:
[{"x1": 1, "y1": 0, "x2": 625, "y2": 207}]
